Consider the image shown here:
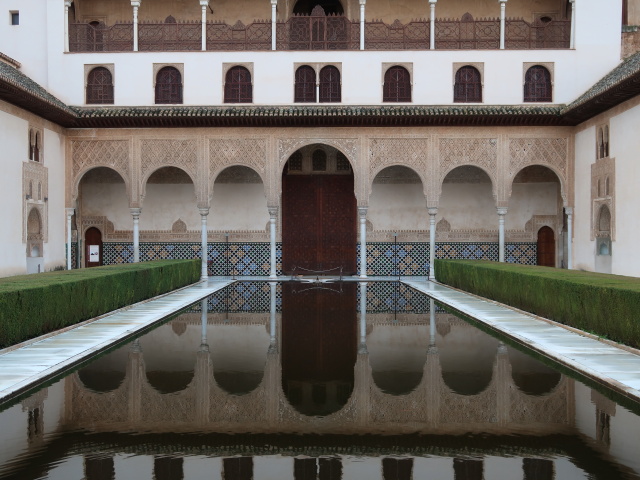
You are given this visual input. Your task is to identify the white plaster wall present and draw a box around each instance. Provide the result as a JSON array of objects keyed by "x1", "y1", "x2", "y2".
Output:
[
  {"x1": 572, "y1": 125, "x2": 596, "y2": 272},
  {"x1": 43, "y1": 127, "x2": 67, "y2": 271},
  {"x1": 0, "y1": 110, "x2": 28, "y2": 276},
  {"x1": 210, "y1": 183, "x2": 269, "y2": 231},
  {"x1": 80, "y1": 181, "x2": 131, "y2": 230},
  {"x1": 140, "y1": 184, "x2": 200, "y2": 231},
  {"x1": 438, "y1": 183, "x2": 496, "y2": 230},
  {"x1": 368, "y1": 183, "x2": 427, "y2": 231},
  {"x1": 609, "y1": 106, "x2": 640, "y2": 276},
  {"x1": 506, "y1": 183, "x2": 559, "y2": 230}
]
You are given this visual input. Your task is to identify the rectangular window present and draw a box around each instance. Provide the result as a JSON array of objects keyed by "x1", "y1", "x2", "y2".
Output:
[{"x1": 10, "y1": 11, "x2": 19, "y2": 25}]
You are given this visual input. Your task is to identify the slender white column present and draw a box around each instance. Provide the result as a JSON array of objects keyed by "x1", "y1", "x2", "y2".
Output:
[
  {"x1": 429, "y1": 298, "x2": 436, "y2": 346},
  {"x1": 268, "y1": 207, "x2": 278, "y2": 278},
  {"x1": 499, "y1": 0, "x2": 507, "y2": 50},
  {"x1": 428, "y1": 207, "x2": 437, "y2": 280},
  {"x1": 64, "y1": 0, "x2": 72, "y2": 53},
  {"x1": 200, "y1": 1, "x2": 209, "y2": 51},
  {"x1": 131, "y1": 1, "x2": 141, "y2": 52},
  {"x1": 200, "y1": 298, "x2": 208, "y2": 345},
  {"x1": 497, "y1": 207, "x2": 507, "y2": 262},
  {"x1": 566, "y1": 206, "x2": 573, "y2": 269},
  {"x1": 269, "y1": 281, "x2": 277, "y2": 348},
  {"x1": 66, "y1": 208, "x2": 74, "y2": 270},
  {"x1": 199, "y1": 208, "x2": 209, "y2": 280},
  {"x1": 359, "y1": 0, "x2": 366, "y2": 50},
  {"x1": 359, "y1": 282, "x2": 367, "y2": 352},
  {"x1": 429, "y1": 0, "x2": 437, "y2": 50},
  {"x1": 359, "y1": 207, "x2": 368, "y2": 278},
  {"x1": 569, "y1": 0, "x2": 576, "y2": 49},
  {"x1": 130, "y1": 207, "x2": 141, "y2": 262},
  {"x1": 271, "y1": 0, "x2": 278, "y2": 50}
]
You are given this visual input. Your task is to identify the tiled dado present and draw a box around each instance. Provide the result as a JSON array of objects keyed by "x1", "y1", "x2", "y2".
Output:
[{"x1": 101, "y1": 241, "x2": 537, "y2": 276}]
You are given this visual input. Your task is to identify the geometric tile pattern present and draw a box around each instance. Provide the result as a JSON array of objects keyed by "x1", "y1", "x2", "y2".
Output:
[
  {"x1": 102, "y1": 241, "x2": 536, "y2": 275},
  {"x1": 363, "y1": 282, "x2": 431, "y2": 314},
  {"x1": 202, "y1": 282, "x2": 283, "y2": 313}
]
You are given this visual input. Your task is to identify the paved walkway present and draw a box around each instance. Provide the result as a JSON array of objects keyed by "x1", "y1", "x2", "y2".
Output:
[
  {"x1": 404, "y1": 279, "x2": 640, "y2": 404},
  {"x1": 0, "y1": 279, "x2": 233, "y2": 405}
]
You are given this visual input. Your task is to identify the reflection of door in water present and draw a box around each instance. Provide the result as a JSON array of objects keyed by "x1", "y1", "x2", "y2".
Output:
[
  {"x1": 537, "y1": 226, "x2": 555, "y2": 267},
  {"x1": 85, "y1": 227, "x2": 103, "y2": 267},
  {"x1": 282, "y1": 174, "x2": 356, "y2": 274}
]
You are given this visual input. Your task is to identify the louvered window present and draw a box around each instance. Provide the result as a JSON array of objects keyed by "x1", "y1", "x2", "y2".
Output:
[{"x1": 86, "y1": 67, "x2": 114, "y2": 104}]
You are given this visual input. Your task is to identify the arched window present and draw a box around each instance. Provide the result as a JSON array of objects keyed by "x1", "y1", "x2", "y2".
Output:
[
  {"x1": 295, "y1": 66, "x2": 316, "y2": 103},
  {"x1": 383, "y1": 66, "x2": 411, "y2": 102},
  {"x1": 604, "y1": 125, "x2": 610, "y2": 157},
  {"x1": 28, "y1": 129, "x2": 34, "y2": 161},
  {"x1": 312, "y1": 149, "x2": 327, "y2": 171},
  {"x1": 597, "y1": 127, "x2": 605, "y2": 159},
  {"x1": 524, "y1": 65, "x2": 552, "y2": 102},
  {"x1": 319, "y1": 65, "x2": 341, "y2": 103},
  {"x1": 224, "y1": 66, "x2": 252, "y2": 103},
  {"x1": 155, "y1": 67, "x2": 182, "y2": 104},
  {"x1": 34, "y1": 132, "x2": 40, "y2": 162},
  {"x1": 86, "y1": 67, "x2": 114, "y2": 104},
  {"x1": 454, "y1": 66, "x2": 482, "y2": 103}
]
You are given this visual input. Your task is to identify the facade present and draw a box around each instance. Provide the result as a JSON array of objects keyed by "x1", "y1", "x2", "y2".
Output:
[{"x1": 0, "y1": 0, "x2": 639, "y2": 277}]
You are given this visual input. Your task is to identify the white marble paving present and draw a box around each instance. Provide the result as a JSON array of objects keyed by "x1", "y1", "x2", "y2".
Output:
[
  {"x1": 0, "y1": 279, "x2": 233, "y2": 405},
  {"x1": 404, "y1": 279, "x2": 640, "y2": 404}
]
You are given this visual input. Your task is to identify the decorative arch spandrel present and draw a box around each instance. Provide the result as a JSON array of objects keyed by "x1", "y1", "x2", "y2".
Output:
[{"x1": 140, "y1": 139, "x2": 200, "y2": 201}]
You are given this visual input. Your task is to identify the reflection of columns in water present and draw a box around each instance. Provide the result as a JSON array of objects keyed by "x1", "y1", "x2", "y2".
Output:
[
  {"x1": 496, "y1": 342, "x2": 510, "y2": 426},
  {"x1": 128, "y1": 339, "x2": 143, "y2": 423},
  {"x1": 359, "y1": 282, "x2": 367, "y2": 352},
  {"x1": 429, "y1": 298, "x2": 436, "y2": 347},
  {"x1": 269, "y1": 281, "x2": 277, "y2": 350},
  {"x1": 200, "y1": 298, "x2": 208, "y2": 346}
]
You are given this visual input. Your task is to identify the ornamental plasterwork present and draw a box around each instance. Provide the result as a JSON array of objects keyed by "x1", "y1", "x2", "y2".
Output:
[
  {"x1": 368, "y1": 137, "x2": 429, "y2": 190},
  {"x1": 277, "y1": 137, "x2": 359, "y2": 168},
  {"x1": 591, "y1": 156, "x2": 615, "y2": 241},
  {"x1": 507, "y1": 137, "x2": 568, "y2": 201},
  {"x1": 435, "y1": 215, "x2": 550, "y2": 242},
  {"x1": 23, "y1": 161, "x2": 48, "y2": 244},
  {"x1": 209, "y1": 137, "x2": 268, "y2": 185},
  {"x1": 439, "y1": 137, "x2": 498, "y2": 190},
  {"x1": 71, "y1": 139, "x2": 131, "y2": 195},
  {"x1": 140, "y1": 139, "x2": 199, "y2": 185}
]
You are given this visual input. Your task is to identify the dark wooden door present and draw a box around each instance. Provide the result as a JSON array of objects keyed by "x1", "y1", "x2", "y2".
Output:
[
  {"x1": 537, "y1": 226, "x2": 555, "y2": 267},
  {"x1": 85, "y1": 227, "x2": 103, "y2": 267},
  {"x1": 282, "y1": 174, "x2": 356, "y2": 274}
]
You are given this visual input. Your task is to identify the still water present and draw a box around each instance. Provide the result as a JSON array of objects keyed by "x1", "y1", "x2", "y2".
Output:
[{"x1": 1, "y1": 281, "x2": 640, "y2": 479}]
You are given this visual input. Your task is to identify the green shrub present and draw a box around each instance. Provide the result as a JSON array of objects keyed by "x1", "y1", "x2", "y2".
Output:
[
  {"x1": 0, "y1": 260, "x2": 200, "y2": 348},
  {"x1": 435, "y1": 260, "x2": 640, "y2": 349}
]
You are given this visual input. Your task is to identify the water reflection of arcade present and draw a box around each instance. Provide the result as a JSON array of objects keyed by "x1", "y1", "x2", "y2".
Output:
[{"x1": 69, "y1": 283, "x2": 570, "y2": 436}]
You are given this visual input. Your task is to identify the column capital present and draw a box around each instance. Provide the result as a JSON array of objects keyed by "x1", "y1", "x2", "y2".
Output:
[
  {"x1": 199, "y1": 207, "x2": 210, "y2": 216},
  {"x1": 64, "y1": 0, "x2": 73, "y2": 7},
  {"x1": 131, "y1": 1, "x2": 141, "y2": 7},
  {"x1": 565, "y1": 206, "x2": 574, "y2": 215},
  {"x1": 130, "y1": 207, "x2": 142, "y2": 217},
  {"x1": 268, "y1": 206, "x2": 279, "y2": 217},
  {"x1": 65, "y1": 207, "x2": 75, "y2": 217},
  {"x1": 271, "y1": 0, "x2": 278, "y2": 5},
  {"x1": 199, "y1": 0, "x2": 210, "y2": 5},
  {"x1": 569, "y1": 0, "x2": 575, "y2": 3},
  {"x1": 496, "y1": 206, "x2": 508, "y2": 216},
  {"x1": 428, "y1": 207, "x2": 438, "y2": 216},
  {"x1": 428, "y1": 0, "x2": 437, "y2": 4},
  {"x1": 358, "y1": 206, "x2": 368, "y2": 217},
  {"x1": 359, "y1": 0, "x2": 366, "y2": 5},
  {"x1": 498, "y1": 0, "x2": 507, "y2": 3}
]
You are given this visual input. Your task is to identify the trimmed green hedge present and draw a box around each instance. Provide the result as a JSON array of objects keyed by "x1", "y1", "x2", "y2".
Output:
[
  {"x1": 435, "y1": 259, "x2": 640, "y2": 349},
  {"x1": 0, "y1": 260, "x2": 200, "y2": 348}
]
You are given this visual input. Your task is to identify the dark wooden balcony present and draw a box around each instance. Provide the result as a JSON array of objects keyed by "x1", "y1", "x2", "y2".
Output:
[{"x1": 68, "y1": 12, "x2": 570, "y2": 52}]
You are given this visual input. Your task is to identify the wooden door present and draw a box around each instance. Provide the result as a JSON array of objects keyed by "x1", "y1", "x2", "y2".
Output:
[
  {"x1": 85, "y1": 227, "x2": 103, "y2": 267},
  {"x1": 282, "y1": 174, "x2": 356, "y2": 274},
  {"x1": 537, "y1": 226, "x2": 555, "y2": 267}
]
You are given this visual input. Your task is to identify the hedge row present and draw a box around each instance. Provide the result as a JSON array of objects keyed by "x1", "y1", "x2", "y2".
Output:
[
  {"x1": 434, "y1": 259, "x2": 640, "y2": 349},
  {"x1": 0, "y1": 260, "x2": 201, "y2": 348}
]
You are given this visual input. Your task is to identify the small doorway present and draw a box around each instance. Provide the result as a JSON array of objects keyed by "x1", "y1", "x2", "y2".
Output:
[
  {"x1": 85, "y1": 227, "x2": 103, "y2": 267},
  {"x1": 537, "y1": 226, "x2": 555, "y2": 267}
]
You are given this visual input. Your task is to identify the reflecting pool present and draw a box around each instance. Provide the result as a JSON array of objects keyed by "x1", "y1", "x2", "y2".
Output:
[{"x1": 1, "y1": 281, "x2": 640, "y2": 479}]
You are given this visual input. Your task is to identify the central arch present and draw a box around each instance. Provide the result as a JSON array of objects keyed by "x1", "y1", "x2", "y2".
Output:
[{"x1": 281, "y1": 144, "x2": 357, "y2": 274}]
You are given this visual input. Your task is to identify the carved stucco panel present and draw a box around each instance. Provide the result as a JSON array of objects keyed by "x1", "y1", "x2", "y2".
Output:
[
  {"x1": 209, "y1": 138, "x2": 268, "y2": 185},
  {"x1": 141, "y1": 139, "x2": 199, "y2": 182},
  {"x1": 23, "y1": 162, "x2": 49, "y2": 244},
  {"x1": 508, "y1": 137, "x2": 568, "y2": 203},
  {"x1": 71, "y1": 139, "x2": 131, "y2": 200},
  {"x1": 368, "y1": 137, "x2": 429, "y2": 197},
  {"x1": 591, "y1": 157, "x2": 615, "y2": 241}
]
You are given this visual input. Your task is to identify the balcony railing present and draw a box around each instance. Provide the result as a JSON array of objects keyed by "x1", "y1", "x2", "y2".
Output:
[{"x1": 68, "y1": 15, "x2": 570, "y2": 52}]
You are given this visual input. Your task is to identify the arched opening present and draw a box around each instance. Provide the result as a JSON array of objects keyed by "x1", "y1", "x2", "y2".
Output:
[
  {"x1": 155, "y1": 66, "x2": 182, "y2": 104},
  {"x1": 536, "y1": 226, "x2": 555, "y2": 267},
  {"x1": 26, "y1": 208, "x2": 44, "y2": 273},
  {"x1": 508, "y1": 347, "x2": 561, "y2": 395},
  {"x1": 383, "y1": 66, "x2": 411, "y2": 103},
  {"x1": 211, "y1": 166, "x2": 268, "y2": 276},
  {"x1": 282, "y1": 283, "x2": 356, "y2": 416},
  {"x1": 454, "y1": 65, "x2": 482, "y2": 103},
  {"x1": 293, "y1": 0, "x2": 343, "y2": 15},
  {"x1": 77, "y1": 348, "x2": 128, "y2": 393},
  {"x1": 595, "y1": 205, "x2": 612, "y2": 274},
  {"x1": 439, "y1": 321, "x2": 499, "y2": 395},
  {"x1": 85, "y1": 227, "x2": 103, "y2": 267},
  {"x1": 369, "y1": 166, "x2": 427, "y2": 276},
  {"x1": 439, "y1": 166, "x2": 495, "y2": 261},
  {"x1": 282, "y1": 144, "x2": 356, "y2": 274},
  {"x1": 509, "y1": 166, "x2": 562, "y2": 266},
  {"x1": 77, "y1": 167, "x2": 128, "y2": 266}
]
